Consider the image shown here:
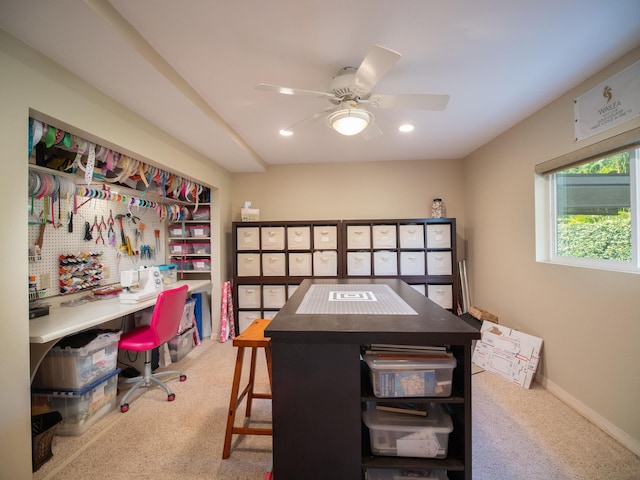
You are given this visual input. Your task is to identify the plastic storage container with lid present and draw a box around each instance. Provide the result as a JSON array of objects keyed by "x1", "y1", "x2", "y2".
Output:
[
  {"x1": 364, "y1": 353, "x2": 456, "y2": 398},
  {"x1": 362, "y1": 403, "x2": 453, "y2": 458},
  {"x1": 31, "y1": 368, "x2": 120, "y2": 436},
  {"x1": 169, "y1": 243, "x2": 194, "y2": 255},
  {"x1": 191, "y1": 242, "x2": 211, "y2": 254},
  {"x1": 188, "y1": 225, "x2": 210, "y2": 238},
  {"x1": 32, "y1": 330, "x2": 121, "y2": 391},
  {"x1": 190, "y1": 206, "x2": 210, "y2": 221},
  {"x1": 168, "y1": 224, "x2": 189, "y2": 237},
  {"x1": 157, "y1": 264, "x2": 178, "y2": 284},
  {"x1": 168, "y1": 327, "x2": 195, "y2": 362},
  {"x1": 367, "y1": 468, "x2": 449, "y2": 480}
]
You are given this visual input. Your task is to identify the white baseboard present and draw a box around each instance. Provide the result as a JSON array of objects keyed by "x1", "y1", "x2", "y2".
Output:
[{"x1": 540, "y1": 376, "x2": 640, "y2": 457}]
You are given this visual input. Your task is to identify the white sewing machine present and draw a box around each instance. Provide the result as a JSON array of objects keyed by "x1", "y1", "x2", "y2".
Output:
[{"x1": 119, "y1": 266, "x2": 163, "y2": 304}]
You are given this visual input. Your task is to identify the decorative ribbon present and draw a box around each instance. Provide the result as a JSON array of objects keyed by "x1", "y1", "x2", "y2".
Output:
[{"x1": 219, "y1": 281, "x2": 236, "y2": 342}]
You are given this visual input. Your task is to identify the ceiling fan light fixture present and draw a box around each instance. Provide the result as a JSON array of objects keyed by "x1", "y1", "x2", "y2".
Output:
[{"x1": 328, "y1": 108, "x2": 371, "y2": 136}]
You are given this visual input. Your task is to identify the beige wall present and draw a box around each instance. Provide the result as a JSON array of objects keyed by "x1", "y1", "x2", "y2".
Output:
[
  {"x1": 463, "y1": 46, "x2": 640, "y2": 453},
  {"x1": 230, "y1": 158, "x2": 466, "y2": 259},
  {"x1": 0, "y1": 30, "x2": 231, "y2": 478}
]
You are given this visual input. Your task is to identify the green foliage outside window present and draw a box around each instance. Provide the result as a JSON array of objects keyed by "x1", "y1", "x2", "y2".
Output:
[
  {"x1": 564, "y1": 152, "x2": 629, "y2": 174},
  {"x1": 556, "y1": 151, "x2": 631, "y2": 262},
  {"x1": 556, "y1": 212, "x2": 631, "y2": 261}
]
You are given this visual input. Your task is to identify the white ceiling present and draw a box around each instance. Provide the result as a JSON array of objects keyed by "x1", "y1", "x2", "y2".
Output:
[{"x1": 2, "y1": 0, "x2": 640, "y2": 173}]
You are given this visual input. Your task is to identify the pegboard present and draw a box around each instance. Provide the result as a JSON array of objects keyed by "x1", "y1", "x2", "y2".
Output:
[{"x1": 28, "y1": 194, "x2": 167, "y2": 298}]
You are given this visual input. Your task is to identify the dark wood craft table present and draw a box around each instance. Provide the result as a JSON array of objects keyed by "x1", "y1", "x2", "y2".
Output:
[{"x1": 265, "y1": 278, "x2": 480, "y2": 480}]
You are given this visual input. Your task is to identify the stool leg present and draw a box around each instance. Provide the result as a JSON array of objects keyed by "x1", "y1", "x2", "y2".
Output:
[
  {"x1": 245, "y1": 346, "x2": 258, "y2": 417},
  {"x1": 222, "y1": 346, "x2": 245, "y2": 459}
]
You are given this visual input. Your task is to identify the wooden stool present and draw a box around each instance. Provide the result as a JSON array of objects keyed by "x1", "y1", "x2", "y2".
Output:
[{"x1": 222, "y1": 318, "x2": 273, "y2": 459}]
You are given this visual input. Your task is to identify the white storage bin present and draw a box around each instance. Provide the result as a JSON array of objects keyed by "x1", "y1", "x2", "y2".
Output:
[
  {"x1": 410, "y1": 284, "x2": 426, "y2": 295},
  {"x1": 426, "y1": 252, "x2": 452, "y2": 275},
  {"x1": 262, "y1": 253, "x2": 286, "y2": 276},
  {"x1": 288, "y1": 252, "x2": 312, "y2": 276},
  {"x1": 313, "y1": 250, "x2": 338, "y2": 276},
  {"x1": 427, "y1": 285, "x2": 453, "y2": 309},
  {"x1": 262, "y1": 311, "x2": 278, "y2": 319},
  {"x1": 261, "y1": 226, "x2": 285, "y2": 250},
  {"x1": 263, "y1": 285, "x2": 286, "y2": 309},
  {"x1": 399, "y1": 224, "x2": 425, "y2": 249},
  {"x1": 347, "y1": 252, "x2": 371, "y2": 276},
  {"x1": 237, "y1": 311, "x2": 260, "y2": 333},
  {"x1": 287, "y1": 284, "x2": 299, "y2": 298},
  {"x1": 238, "y1": 285, "x2": 261, "y2": 308},
  {"x1": 426, "y1": 224, "x2": 451, "y2": 248},
  {"x1": 373, "y1": 225, "x2": 397, "y2": 248},
  {"x1": 287, "y1": 226, "x2": 311, "y2": 250},
  {"x1": 374, "y1": 251, "x2": 398, "y2": 276},
  {"x1": 367, "y1": 468, "x2": 449, "y2": 480},
  {"x1": 400, "y1": 252, "x2": 426, "y2": 276},
  {"x1": 237, "y1": 253, "x2": 261, "y2": 276},
  {"x1": 347, "y1": 225, "x2": 371, "y2": 249},
  {"x1": 313, "y1": 225, "x2": 337, "y2": 249},
  {"x1": 33, "y1": 330, "x2": 121, "y2": 391},
  {"x1": 364, "y1": 353, "x2": 456, "y2": 398},
  {"x1": 237, "y1": 227, "x2": 260, "y2": 250},
  {"x1": 362, "y1": 404, "x2": 453, "y2": 458},
  {"x1": 31, "y1": 369, "x2": 119, "y2": 436}
]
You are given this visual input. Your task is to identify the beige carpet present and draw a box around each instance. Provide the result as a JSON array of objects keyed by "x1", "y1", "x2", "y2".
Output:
[{"x1": 33, "y1": 338, "x2": 640, "y2": 480}]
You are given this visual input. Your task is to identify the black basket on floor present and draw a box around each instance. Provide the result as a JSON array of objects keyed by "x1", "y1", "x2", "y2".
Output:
[{"x1": 32, "y1": 411, "x2": 63, "y2": 472}]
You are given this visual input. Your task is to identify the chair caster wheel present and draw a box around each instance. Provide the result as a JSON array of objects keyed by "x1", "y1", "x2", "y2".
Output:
[
  {"x1": 120, "y1": 404, "x2": 129, "y2": 413},
  {"x1": 179, "y1": 374, "x2": 187, "y2": 382},
  {"x1": 168, "y1": 393, "x2": 176, "y2": 402}
]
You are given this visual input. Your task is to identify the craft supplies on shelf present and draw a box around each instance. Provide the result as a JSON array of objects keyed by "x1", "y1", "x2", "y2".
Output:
[
  {"x1": 58, "y1": 252, "x2": 103, "y2": 295},
  {"x1": 29, "y1": 118, "x2": 209, "y2": 205}
]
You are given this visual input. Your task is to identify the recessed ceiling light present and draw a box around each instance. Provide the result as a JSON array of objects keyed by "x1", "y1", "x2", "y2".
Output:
[
  {"x1": 279, "y1": 129, "x2": 293, "y2": 136},
  {"x1": 399, "y1": 124, "x2": 415, "y2": 133}
]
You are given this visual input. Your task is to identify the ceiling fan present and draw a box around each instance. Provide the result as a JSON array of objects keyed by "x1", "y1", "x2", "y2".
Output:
[{"x1": 256, "y1": 44, "x2": 450, "y2": 137}]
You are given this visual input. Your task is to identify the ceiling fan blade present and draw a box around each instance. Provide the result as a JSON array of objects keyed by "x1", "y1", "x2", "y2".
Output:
[
  {"x1": 256, "y1": 83, "x2": 336, "y2": 101},
  {"x1": 280, "y1": 107, "x2": 337, "y2": 134},
  {"x1": 369, "y1": 93, "x2": 450, "y2": 111},
  {"x1": 350, "y1": 45, "x2": 402, "y2": 97},
  {"x1": 362, "y1": 121, "x2": 383, "y2": 140}
]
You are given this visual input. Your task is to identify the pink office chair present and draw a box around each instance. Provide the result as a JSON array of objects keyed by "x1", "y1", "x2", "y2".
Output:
[{"x1": 118, "y1": 284, "x2": 189, "y2": 413}]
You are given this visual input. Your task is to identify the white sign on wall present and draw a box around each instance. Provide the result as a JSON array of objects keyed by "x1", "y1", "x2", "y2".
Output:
[{"x1": 574, "y1": 59, "x2": 640, "y2": 141}]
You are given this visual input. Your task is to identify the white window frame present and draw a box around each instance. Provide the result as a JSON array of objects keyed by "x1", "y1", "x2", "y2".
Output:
[{"x1": 535, "y1": 128, "x2": 640, "y2": 274}]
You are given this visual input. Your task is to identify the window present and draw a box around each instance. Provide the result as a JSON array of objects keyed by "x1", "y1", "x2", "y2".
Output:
[{"x1": 535, "y1": 128, "x2": 640, "y2": 273}]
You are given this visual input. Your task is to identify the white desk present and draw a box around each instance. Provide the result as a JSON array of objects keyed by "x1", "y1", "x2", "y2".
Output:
[{"x1": 29, "y1": 279, "x2": 211, "y2": 380}]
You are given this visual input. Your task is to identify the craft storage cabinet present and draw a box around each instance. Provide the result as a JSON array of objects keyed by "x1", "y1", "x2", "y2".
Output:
[
  {"x1": 168, "y1": 204, "x2": 213, "y2": 279},
  {"x1": 343, "y1": 218, "x2": 457, "y2": 312},
  {"x1": 232, "y1": 220, "x2": 341, "y2": 332},
  {"x1": 233, "y1": 219, "x2": 459, "y2": 332}
]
